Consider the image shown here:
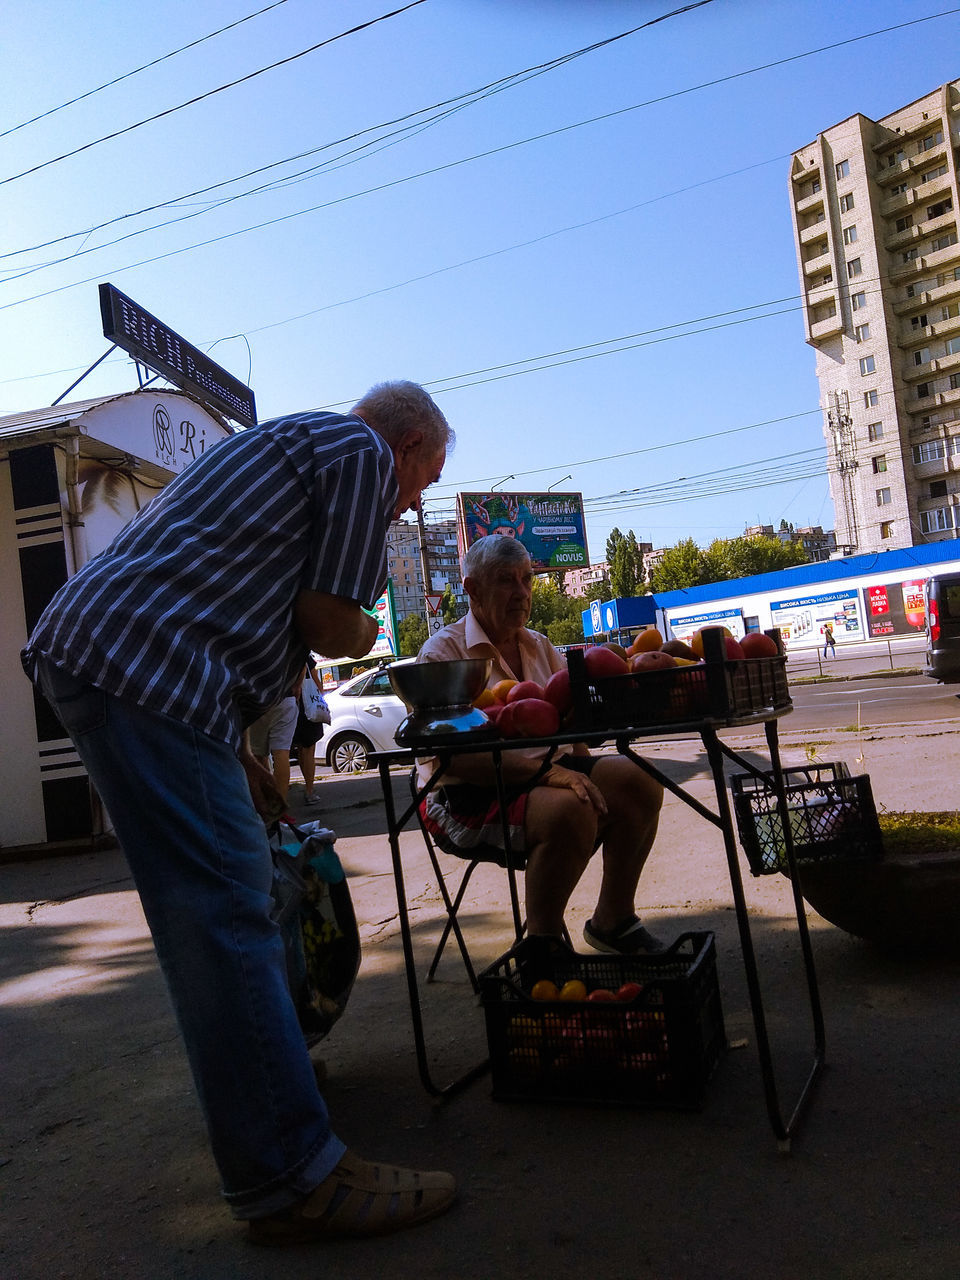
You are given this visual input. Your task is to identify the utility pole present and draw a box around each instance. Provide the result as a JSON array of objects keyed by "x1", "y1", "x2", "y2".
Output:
[
  {"x1": 416, "y1": 504, "x2": 434, "y2": 596},
  {"x1": 828, "y1": 390, "x2": 859, "y2": 553}
]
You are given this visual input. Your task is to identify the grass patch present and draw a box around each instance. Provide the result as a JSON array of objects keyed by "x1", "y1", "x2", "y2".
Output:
[{"x1": 878, "y1": 810, "x2": 960, "y2": 856}]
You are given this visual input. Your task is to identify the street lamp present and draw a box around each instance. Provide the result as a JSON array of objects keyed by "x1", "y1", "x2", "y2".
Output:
[
  {"x1": 490, "y1": 474, "x2": 515, "y2": 491},
  {"x1": 547, "y1": 474, "x2": 572, "y2": 491}
]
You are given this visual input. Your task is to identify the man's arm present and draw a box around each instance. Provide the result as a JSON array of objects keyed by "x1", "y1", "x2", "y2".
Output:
[{"x1": 294, "y1": 590, "x2": 379, "y2": 658}]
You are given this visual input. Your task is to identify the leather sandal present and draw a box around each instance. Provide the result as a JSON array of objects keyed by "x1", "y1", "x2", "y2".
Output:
[{"x1": 248, "y1": 1151, "x2": 457, "y2": 1245}]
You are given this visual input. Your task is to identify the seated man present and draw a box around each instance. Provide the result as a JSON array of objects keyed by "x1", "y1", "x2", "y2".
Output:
[{"x1": 416, "y1": 535, "x2": 665, "y2": 954}]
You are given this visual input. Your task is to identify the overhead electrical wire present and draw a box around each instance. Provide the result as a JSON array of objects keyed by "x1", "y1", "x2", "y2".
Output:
[
  {"x1": 0, "y1": 0, "x2": 431, "y2": 187},
  {"x1": 0, "y1": 1, "x2": 292, "y2": 139},
  {"x1": 3, "y1": 6, "x2": 956, "y2": 300}
]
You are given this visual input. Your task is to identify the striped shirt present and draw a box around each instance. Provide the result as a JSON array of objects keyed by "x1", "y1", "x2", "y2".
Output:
[{"x1": 22, "y1": 410, "x2": 397, "y2": 749}]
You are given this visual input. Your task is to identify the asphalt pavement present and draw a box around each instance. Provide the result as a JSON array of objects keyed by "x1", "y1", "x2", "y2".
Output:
[{"x1": 2, "y1": 701, "x2": 959, "y2": 1280}]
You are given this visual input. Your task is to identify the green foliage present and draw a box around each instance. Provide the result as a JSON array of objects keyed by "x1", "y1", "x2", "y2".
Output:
[
  {"x1": 546, "y1": 616, "x2": 586, "y2": 647},
  {"x1": 648, "y1": 535, "x2": 808, "y2": 592},
  {"x1": 397, "y1": 613, "x2": 428, "y2": 656},
  {"x1": 606, "y1": 528, "x2": 645, "y2": 598},
  {"x1": 440, "y1": 585, "x2": 458, "y2": 624},
  {"x1": 529, "y1": 578, "x2": 587, "y2": 641}
]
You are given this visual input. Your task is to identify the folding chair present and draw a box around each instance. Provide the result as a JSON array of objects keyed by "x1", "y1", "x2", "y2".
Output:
[{"x1": 410, "y1": 768, "x2": 526, "y2": 993}]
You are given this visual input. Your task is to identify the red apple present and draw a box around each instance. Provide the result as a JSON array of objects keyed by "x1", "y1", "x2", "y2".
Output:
[
  {"x1": 586, "y1": 987, "x2": 618, "y2": 1003},
  {"x1": 616, "y1": 981, "x2": 644, "y2": 1002},
  {"x1": 740, "y1": 632, "x2": 779, "y2": 658},
  {"x1": 505, "y1": 679, "x2": 545, "y2": 703},
  {"x1": 508, "y1": 697, "x2": 560, "y2": 738},
  {"x1": 630, "y1": 650, "x2": 677, "y2": 672},
  {"x1": 483, "y1": 703, "x2": 506, "y2": 727},
  {"x1": 496, "y1": 703, "x2": 517, "y2": 737},
  {"x1": 723, "y1": 636, "x2": 745, "y2": 660},
  {"x1": 583, "y1": 646, "x2": 629, "y2": 679},
  {"x1": 542, "y1": 668, "x2": 573, "y2": 714}
]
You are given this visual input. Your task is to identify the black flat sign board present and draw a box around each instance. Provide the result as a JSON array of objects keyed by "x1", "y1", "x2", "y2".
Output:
[{"x1": 99, "y1": 282, "x2": 257, "y2": 428}]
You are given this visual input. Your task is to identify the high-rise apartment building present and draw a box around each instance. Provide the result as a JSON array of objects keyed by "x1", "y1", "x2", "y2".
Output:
[
  {"x1": 790, "y1": 80, "x2": 960, "y2": 553},
  {"x1": 386, "y1": 517, "x2": 465, "y2": 623}
]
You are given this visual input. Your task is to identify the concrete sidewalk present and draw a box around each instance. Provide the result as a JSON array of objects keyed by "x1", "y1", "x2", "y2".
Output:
[{"x1": 2, "y1": 720, "x2": 959, "y2": 1280}]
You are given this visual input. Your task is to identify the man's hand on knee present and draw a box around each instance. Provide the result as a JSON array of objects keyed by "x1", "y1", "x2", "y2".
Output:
[{"x1": 541, "y1": 764, "x2": 607, "y2": 816}]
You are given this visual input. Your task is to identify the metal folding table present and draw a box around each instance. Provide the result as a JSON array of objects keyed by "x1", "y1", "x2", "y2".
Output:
[{"x1": 372, "y1": 707, "x2": 825, "y2": 1149}]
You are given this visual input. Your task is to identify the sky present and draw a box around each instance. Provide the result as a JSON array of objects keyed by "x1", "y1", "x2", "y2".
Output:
[{"x1": 2, "y1": 0, "x2": 959, "y2": 559}]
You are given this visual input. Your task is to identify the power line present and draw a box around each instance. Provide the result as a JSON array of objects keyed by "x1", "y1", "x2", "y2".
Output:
[
  {"x1": 5, "y1": 6, "x2": 954, "y2": 300},
  {"x1": 0, "y1": 1, "x2": 430, "y2": 187},
  {"x1": 0, "y1": 1, "x2": 291, "y2": 139}
]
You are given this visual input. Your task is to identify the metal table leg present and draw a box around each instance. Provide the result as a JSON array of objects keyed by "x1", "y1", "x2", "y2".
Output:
[{"x1": 378, "y1": 756, "x2": 490, "y2": 1099}]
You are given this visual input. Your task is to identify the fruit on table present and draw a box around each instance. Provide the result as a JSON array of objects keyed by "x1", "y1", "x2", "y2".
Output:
[
  {"x1": 722, "y1": 635, "x2": 745, "y2": 660},
  {"x1": 603, "y1": 642, "x2": 630, "y2": 662},
  {"x1": 542, "y1": 668, "x2": 573, "y2": 714},
  {"x1": 472, "y1": 688, "x2": 498, "y2": 708},
  {"x1": 505, "y1": 679, "x2": 545, "y2": 703},
  {"x1": 628, "y1": 627, "x2": 663, "y2": 655},
  {"x1": 490, "y1": 678, "x2": 518, "y2": 702},
  {"x1": 661, "y1": 638, "x2": 699, "y2": 661},
  {"x1": 629, "y1": 650, "x2": 677, "y2": 672},
  {"x1": 740, "y1": 631, "x2": 779, "y2": 658},
  {"x1": 586, "y1": 987, "x2": 618, "y2": 1002},
  {"x1": 559, "y1": 979, "x2": 588, "y2": 1001},
  {"x1": 583, "y1": 645, "x2": 629, "y2": 678},
  {"x1": 499, "y1": 697, "x2": 560, "y2": 739},
  {"x1": 689, "y1": 626, "x2": 732, "y2": 657},
  {"x1": 616, "y1": 981, "x2": 644, "y2": 1002},
  {"x1": 530, "y1": 978, "x2": 560, "y2": 1001}
]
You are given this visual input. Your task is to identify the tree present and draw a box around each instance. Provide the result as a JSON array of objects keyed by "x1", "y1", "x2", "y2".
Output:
[
  {"x1": 440, "y1": 585, "x2": 459, "y2": 624},
  {"x1": 397, "y1": 613, "x2": 428, "y2": 656},
  {"x1": 647, "y1": 538, "x2": 709, "y2": 592},
  {"x1": 607, "y1": 528, "x2": 645, "y2": 598},
  {"x1": 708, "y1": 535, "x2": 808, "y2": 580}
]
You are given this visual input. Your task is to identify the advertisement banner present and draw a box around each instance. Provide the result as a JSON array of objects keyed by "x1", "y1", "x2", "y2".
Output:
[
  {"x1": 456, "y1": 491, "x2": 588, "y2": 572},
  {"x1": 769, "y1": 588, "x2": 862, "y2": 646},
  {"x1": 316, "y1": 581, "x2": 398, "y2": 687},
  {"x1": 669, "y1": 607, "x2": 744, "y2": 643},
  {"x1": 861, "y1": 578, "x2": 927, "y2": 637}
]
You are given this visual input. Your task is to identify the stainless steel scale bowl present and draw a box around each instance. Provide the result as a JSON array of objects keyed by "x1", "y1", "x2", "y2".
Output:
[{"x1": 389, "y1": 658, "x2": 495, "y2": 746}]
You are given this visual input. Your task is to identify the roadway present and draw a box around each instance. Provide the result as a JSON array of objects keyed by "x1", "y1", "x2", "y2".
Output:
[{"x1": 786, "y1": 672, "x2": 959, "y2": 732}]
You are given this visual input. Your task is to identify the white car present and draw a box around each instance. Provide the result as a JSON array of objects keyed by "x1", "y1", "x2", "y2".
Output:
[{"x1": 322, "y1": 659, "x2": 412, "y2": 773}]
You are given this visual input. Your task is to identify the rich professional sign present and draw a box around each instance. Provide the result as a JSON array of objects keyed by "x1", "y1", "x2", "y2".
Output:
[
  {"x1": 99, "y1": 282, "x2": 257, "y2": 428},
  {"x1": 456, "y1": 491, "x2": 588, "y2": 573}
]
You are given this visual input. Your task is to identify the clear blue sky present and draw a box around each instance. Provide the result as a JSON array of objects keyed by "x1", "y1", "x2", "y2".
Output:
[{"x1": 2, "y1": 0, "x2": 958, "y2": 556}]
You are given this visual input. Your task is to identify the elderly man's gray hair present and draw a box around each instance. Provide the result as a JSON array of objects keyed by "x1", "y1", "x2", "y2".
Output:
[
  {"x1": 352, "y1": 381, "x2": 454, "y2": 454},
  {"x1": 463, "y1": 534, "x2": 531, "y2": 581}
]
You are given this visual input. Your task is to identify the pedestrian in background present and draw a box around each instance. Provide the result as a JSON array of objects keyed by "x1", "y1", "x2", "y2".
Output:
[{"x1": 822, "y1": 622, "x2": 837, "y2": 657}]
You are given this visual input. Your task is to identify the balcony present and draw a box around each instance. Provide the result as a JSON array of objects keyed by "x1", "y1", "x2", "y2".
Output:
[
  {"x1": 799, "y1": 218, "x2": 828, "y2": 245},
  {"x1": 802, "y1": 249, "x2": 832, "y2": 278},
  {"x1": 889, "y1": 254, "x2": 925, "y2": 284},
  {"x1": 884, "y1": 223, "x2": 922, "y2": 252},
  {"x1": 806, "y1": 279, "x2": 836, "y2": 308},
  {"x1": 810, "y1": 312, "x2": 843, "y2": 341},
  {"x1": 880, "y1": 187, "x2": 915, "y2": 218},
  {"x1": 874, "y1": 158, "x2": 911, "y2": 187},
  {"x1": 908, "y1": 140, "x2": 947, "y2": 174}
]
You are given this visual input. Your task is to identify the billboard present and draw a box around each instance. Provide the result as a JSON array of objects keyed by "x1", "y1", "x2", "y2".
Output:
[
  {"x1": 861, "y1": 578, "x2": 927, "y2": 638},
  {"x1": 456, "y1": 491, "x2": 588, "y2": 572},
  {"x1": 769, "y1": 588, "x2": 863, "y2": 646},
  {"x1": 315, "y1": 580, "x2": 398, "y2": 687}
]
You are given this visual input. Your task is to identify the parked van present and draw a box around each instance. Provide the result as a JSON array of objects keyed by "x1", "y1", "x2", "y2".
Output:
[{"x1": 924, "y1": 572, "x2": 960, "y2": 683}]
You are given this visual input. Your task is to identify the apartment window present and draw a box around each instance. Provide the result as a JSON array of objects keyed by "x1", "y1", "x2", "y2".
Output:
[
  {"x1": 896, "y1": 214, "x2": 914, "y2": 233},
  {"x1": 916, "y1": 383, "x2": 931, "y2": 398},
  {"x1": 913, "y1": 440, "x2": 946, "y2": 463},
  {"x1": 927, "y1": 199, "x2": 953, "y2": 219},
  {"x1": 839, "y1": 193, "x2": 855, "y2": 213},
  {"x1": 886, "y1": 149, "x2": 905, "y2": 167},
  {"x1": 891, "y1": 182, "x2": 908, "y2": 196},
  {"x1": 880, "y1": 521, "x2": 894, "y2": 539},
  {"x1": 911, "y1": 313, "x2": 929, "y2": 329},
  {"x1": 920, "y1": 507, "x2": 954, "y2": 533},
  {"x1": 921, "y1": 130, "x2": 944, "y2": 151},
  {"x1": 854, "y1": 323, "x2": 870, "y2": 342},
  {"x1": 938, "y1": 267, "x2": 960, "y2": 287},
  {"x1": 848, "y1": 258, "x2": 862, "y2": 278},
  {"x1": 859, "y1": 355, "x2": 876, "y2": 375},
  {"x1": 920, "y1": 164, "x2": 947, "y2": 184},
  {"x1": 867, "y1": 422, "x2": 884, "y2": 441},
  {"x1": 872, "y1": 455, "x2": 887, "y2": 473},
  {"x1": 851, "y1": 291, "x2": 867, "y2": 311},
  {"x1": 942, "y1": 303, "x2": 960, "y2": 321},
  {"x1": 843, "y1": 225, "x2": 858, "y2": 245},
  {"x1": 950, "y1": 373, "x2": 960, "y2": 391},
  {"x1": 930, "y1": 479, "x2": 948, "y2": 498},
  {"x1": 864, "y1": 389, "x2": 879, "y2": 407},
  {"x1": 946, "y1": 336, "x2": 960, "y2": 357},
  {"x1": 876, "y1": 487, "x2": 891, "y2": 506},
  {"x1": 836, "y1": 159, "x2": 850, "y2": 178},
  {"x1": 902, "y1": 247, "x2": 920, "y2": 263},
  {"x1": 932, "y1": 233, "x2": 959, "y2": 253},
  {"x1": 914, "y1": 347, "x2": 931, "y2": 365}
]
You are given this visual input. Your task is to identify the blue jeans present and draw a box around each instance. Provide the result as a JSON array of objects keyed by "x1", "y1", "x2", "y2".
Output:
[{"x1": 36, "y1": 658, "x2": 345, "y2": 1218}]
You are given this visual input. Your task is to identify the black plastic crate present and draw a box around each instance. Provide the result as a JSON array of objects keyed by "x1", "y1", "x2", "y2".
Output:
[
  {"x1": 478, "y1": 932, "x2": 725, "y2": 1109},
  {"x1": 731, "y1": 763, "x2": 884, "y2": 876},
  {"x1": 566, "y1": 632, "x2": 790, "y2": 732}
]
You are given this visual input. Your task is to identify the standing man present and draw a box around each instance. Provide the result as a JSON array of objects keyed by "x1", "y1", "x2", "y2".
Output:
[{"x1": 21, "y1": 381, "x2": 457, "y2": 1245}]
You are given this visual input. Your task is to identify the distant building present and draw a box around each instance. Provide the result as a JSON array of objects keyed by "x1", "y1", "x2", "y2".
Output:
[
  {"x1": 789, "y1": 78, "x2": 960, "y2": 554},
  {"x1": 387, "y1": 517, "x2": 465, "y2": 623},
  {"x1": 743, "y1": 523, "x2": 836, "y2": 562},
  {"x1": 563, "y1": 561, "x2": 609, "y2": 597}
]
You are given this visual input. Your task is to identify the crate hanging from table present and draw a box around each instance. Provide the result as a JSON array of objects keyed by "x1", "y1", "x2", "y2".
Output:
[{"x1": 730, "y1": 762, "x2": 883, "y2": 877}]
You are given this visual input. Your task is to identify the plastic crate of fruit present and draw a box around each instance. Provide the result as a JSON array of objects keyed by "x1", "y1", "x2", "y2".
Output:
[
  {"x1": 478, "y1": 932, "x2": 725, "y2": 1109},
  {"x1": 566, "y1": 627, "x2": 791, "y2": 732},
  {"x1": 731, "y1": 762, "x2": 883, "y2": 876}
]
